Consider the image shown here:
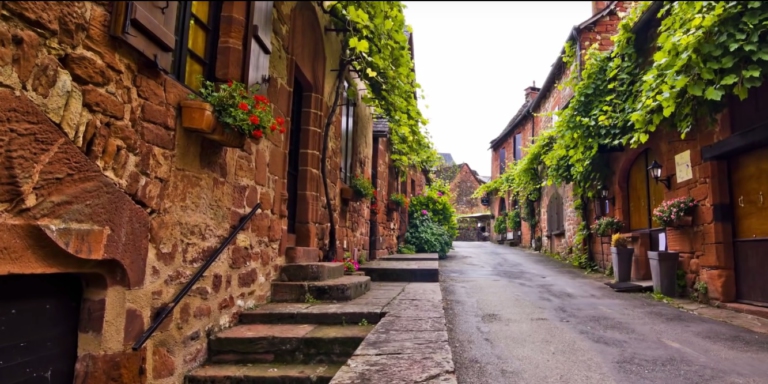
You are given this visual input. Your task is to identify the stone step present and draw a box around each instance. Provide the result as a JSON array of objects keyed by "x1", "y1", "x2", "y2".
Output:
[
  {"x1": 208, "y1": 324, "x2": 373, "y2": 365},
  {"x1": 285, "y1": 247, "x2": 320, "y2": 263},
  {"x1": 185, "y1": 363, "x2": 341, "y2": 384},
  {"x1": 378, "y1": 253, "x2": 439, "y2": 262},
  {"x1": 271, "y1": 276, "x2": 371, "y2": 303},
  {"x1": 358, "y1": 260, "x2": 439, "y2": 282},
  {"x1": 239, "y1": 303, "x2": 384, "y2": 325},
  {"x1": 279, "y1": 263, "x2": 345, "y2": 282}
]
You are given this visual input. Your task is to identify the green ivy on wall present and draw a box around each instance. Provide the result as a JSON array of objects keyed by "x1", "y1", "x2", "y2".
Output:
[{"x1": 475, "y1": 1, "x2": 768, "y2": 256}]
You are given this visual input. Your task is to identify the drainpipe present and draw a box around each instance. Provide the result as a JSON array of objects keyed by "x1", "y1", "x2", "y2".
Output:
[{"x1": 571, "y1": 27, "x2": 582, "y2": 80}]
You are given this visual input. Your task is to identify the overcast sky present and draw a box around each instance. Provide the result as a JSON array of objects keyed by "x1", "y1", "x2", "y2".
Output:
[{"x1": 403, "y1": 1, "x2": 593, "y2": 176}]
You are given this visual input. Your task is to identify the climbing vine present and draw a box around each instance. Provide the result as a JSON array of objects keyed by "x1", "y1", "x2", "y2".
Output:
[
  {"x1": 313, "y1": 1, "x2": 439, "y2": 259},
  {"x1": 320, "y1": 1, "x2": 440, "y2": 172},
  {"x1": 477, "y1": 1, "x2": 768, "y2": 260}
]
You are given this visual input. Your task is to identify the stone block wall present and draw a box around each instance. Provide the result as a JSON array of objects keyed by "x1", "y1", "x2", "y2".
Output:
[
  {"x1": 0, "y1": 1, "x2": 377, "y2": 382},
  {"x1": 450, "y1": 163, "x2": 489, "y2": 215}
]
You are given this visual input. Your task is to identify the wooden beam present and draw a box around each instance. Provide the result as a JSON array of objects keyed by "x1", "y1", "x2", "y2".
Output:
[{"x1": 702, "y1": 122, "x2": 768, "y2": 161}]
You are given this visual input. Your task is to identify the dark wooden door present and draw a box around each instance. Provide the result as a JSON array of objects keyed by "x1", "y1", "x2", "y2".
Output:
[
  {"x1": 286, "y1": 78, "x2": 304, "y2": 234},
  {"x1": 0, "y1": 274, "x2": 82, "y2": 384},
  {"x1": 369, "y1": 137, "x2": 379, "y2": 257},
  {"x1": 730, "y1": 146, "x2": 768, "y2": 306}
]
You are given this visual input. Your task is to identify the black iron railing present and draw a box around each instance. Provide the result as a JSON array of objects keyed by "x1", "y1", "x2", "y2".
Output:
[{"x1": 132, "y1": 202, "x2": 262, "y2": 351}]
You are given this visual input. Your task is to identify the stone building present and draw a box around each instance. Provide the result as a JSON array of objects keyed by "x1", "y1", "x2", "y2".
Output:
[
  {"x1": 0, "y1": 1, "x2": 422, "y2": 382},
  {"x1": 488, "y1": 1, "x2": 633, "y2": 251},
  {"x1": 588, "y1": 2, "x2": 768, "y2": 312}
]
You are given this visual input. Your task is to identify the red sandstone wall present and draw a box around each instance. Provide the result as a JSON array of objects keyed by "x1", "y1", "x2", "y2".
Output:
[{"x1": 0, "y1": 1, "x2": 378, "y2": 382}]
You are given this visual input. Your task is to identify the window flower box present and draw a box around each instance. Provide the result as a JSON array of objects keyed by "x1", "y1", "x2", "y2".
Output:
[
  {"x1": 180, "y1": 100, "x2": 216, "y2": 133},
  {"x1": 181, "y1": 78, "x2": 285, "y2": 147}
]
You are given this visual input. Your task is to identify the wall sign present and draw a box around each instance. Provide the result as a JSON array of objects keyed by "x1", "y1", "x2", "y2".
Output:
[{"x1": 675, "y1": 150, "x2": 693, "y2": 182}]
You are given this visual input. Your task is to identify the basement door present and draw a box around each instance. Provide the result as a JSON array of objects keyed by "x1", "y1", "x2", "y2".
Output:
[{"x1": 0, "y1": 274, "x2": 82, "y2": 383}]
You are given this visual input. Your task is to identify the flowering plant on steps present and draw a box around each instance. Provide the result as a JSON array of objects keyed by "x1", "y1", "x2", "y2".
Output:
[
  {"x1": 335, "y1": 252, "x2": 359, "y2": 273},
  {"x1": 192, "y1": 77, "x2": 286, "y2": 139}
]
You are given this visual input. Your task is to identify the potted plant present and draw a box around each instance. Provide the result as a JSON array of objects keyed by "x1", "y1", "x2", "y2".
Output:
[
  {"x1": 388, "y1": 193, "x2": 408, "y2": 211},
  {"x1": 610, "y1": 233, "x2": 634, "y2": 283},
  {"x1": 493, "y1": 213, "x2": 507, "y2": 243},
  {"x1": 507, "y1": 209, "x2": 522, "y2": 232},
  {"x1": 591, "y1": 216, "x2": 623, "y2": 237},
  {"x1": 647, "y1": 249, "x2": 679, "y2": 297},
  {"x1": 350, "y1": 174, "x2": 375, "y2": 201},
  {"x1": 653, "y1": 196, "x2": 697, "y2": 228},
  {"x1": 181, "y1": 78, "x2": 285, "y2": 147}
]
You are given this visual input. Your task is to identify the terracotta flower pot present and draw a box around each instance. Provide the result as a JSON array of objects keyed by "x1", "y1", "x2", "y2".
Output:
[
  {"x1": 201, "y1": 122, "x2": 246, "y2": 148},
  {"x1": 180, "y1": 100, "x2": 216, "y2": 133}
]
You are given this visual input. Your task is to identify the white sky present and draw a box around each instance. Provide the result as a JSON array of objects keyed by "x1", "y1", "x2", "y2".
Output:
[{"x1": 403, "y1": 1, "x2": 593, "y2": 176}]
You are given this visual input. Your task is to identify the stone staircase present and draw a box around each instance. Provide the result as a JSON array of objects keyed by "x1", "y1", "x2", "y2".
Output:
[{"x1": 185, "y1": 247, "x2": 373, "y2": 383}]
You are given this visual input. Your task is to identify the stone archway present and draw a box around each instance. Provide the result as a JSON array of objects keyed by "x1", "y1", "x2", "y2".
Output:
[{"x1": 284, "y1": 2, "x2": 327, "y2": 248}]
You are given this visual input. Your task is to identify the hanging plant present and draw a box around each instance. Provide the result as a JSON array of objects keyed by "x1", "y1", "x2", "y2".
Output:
[
  {"x1": 591, "y1": 217, "x2": 624, "y2": 237},
  {"x1": 350, "y1": 174, "x2": 375, "y2": 199},
  {"x1": 653, "y1": 196, "x2": 697, "y2": 228}
]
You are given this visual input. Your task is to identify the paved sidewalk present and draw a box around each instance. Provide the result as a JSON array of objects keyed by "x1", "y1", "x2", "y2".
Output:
[{"x1": 331, "y1": 283, "x2": 457, "y2": 383}]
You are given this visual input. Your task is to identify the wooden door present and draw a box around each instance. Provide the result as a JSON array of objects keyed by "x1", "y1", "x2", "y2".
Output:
[
  {"x1": 730, "y1": 145, "x2": 768, "y2": 305},
  {"x1": 0, "y1": 274, "x2": 82, "y2": 383},
  {"x1": 286, "y1": 77, "x2": 304, "y2": 234}
]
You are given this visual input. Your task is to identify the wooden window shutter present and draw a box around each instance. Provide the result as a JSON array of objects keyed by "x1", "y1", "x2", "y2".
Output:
[
  {"x1": 246, "y1": 1, "x2": 274, "y2": 89},
  {"x1": 110, "y1": 1, "x2": 179, "y2": 72}
]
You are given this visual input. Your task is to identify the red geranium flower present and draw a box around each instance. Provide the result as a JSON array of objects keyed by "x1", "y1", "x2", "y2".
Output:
[
  {"x1": 276, "y1": 116, "x2": 285, "y2": 126},
  {"x1": 249, "y1": 115, "x2": 260, "y2": 125},
  {"x1": 252, "y1": 130, "x2": 263, "y2": 138},
  {"x1": 279, "y1": 126, "x2": 286, "y2": 134},
  {"x1": 270, "y1": 123, "x2": 277, "y2": 131},
  {"x1": 227, "y1": 80, "x2": 233, "y2": 87},
  {"x1": 238, "y1": 102, "x2": 249, "y2": 111},
  {"x1": 254, "y1": 95, "x2": 269, "y2": 104}
]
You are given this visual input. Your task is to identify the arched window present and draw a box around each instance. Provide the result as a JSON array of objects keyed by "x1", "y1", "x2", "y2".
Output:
[
  {"x1": 627, "y1": 149, "x2": 665, "y2": 231},
  {"x1": 499, "y1": 149, "x2": 506, "y2": 173}
]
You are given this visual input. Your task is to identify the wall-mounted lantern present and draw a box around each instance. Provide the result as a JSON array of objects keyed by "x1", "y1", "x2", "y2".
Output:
[
  {"x1": 600, "y1": 185, "x2": 615, "y2": 206},
  {"x1": 647, "y1": 160, "x2": 672, "y2": 190},
  {"x1": 481, "y1": 194, "x2": 490, "y2": 206}
]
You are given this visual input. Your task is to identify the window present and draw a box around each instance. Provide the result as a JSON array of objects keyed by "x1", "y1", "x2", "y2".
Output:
[
  {"x1": 246, "y1": 1, "x2": 274, "y2": 89},
  {"x1": 499, "y1": 198, "x2": 507, "y2": 215},
  {"x1": 173, "y1": 2, "x2": 222, "y2": 91},
  {"x1": 340, "y1": 80, "x2": 355, "y2": 184},
  {"x1": 499, "y1": 149, "x2": 506, "y2": 173},
  {"x1": 514, "y1": 133, "x2": 523, "y2": 160},
  {"x1": 110, "y1": 2, "x2": 222, "y2": 91},
  {"x1": 627, "y1": 149, "x2": 665, "y2": 231},
  {"x1": 411, "y1": 178, "x2": 416, "y2": 196}
]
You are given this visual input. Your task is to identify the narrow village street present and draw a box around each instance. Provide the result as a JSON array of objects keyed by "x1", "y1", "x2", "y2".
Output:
[{"x1": 442, "y1": 242, "x2": 768, "y2": 384}]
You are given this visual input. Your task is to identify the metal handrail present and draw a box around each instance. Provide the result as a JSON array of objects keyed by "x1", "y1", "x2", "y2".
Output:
[{"x1": 132, "y1": 202, "x2": 262, "y2": 350}]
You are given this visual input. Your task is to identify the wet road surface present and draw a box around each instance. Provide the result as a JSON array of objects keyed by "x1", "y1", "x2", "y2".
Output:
[{"x1": 441, "y1": 242, "x2": 768, "y2": 384}]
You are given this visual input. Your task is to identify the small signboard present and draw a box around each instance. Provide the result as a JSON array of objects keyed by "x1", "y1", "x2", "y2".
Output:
[{"x1": 675, "y1": 150, "x2": 693, "y2": 182}]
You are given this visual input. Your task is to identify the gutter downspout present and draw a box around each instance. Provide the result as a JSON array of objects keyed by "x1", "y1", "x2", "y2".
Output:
[{"x1": 571, "y1": 27, "x2": 582, "y2": 80}]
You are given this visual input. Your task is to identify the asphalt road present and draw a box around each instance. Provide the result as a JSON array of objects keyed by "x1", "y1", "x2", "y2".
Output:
[{"x1": 441, "y1": 242, "x2": 768, "y2": 384}]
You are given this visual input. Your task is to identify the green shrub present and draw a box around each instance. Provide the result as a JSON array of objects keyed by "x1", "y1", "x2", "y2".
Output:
[
  {"x1": 494, "y1": 213, "x2": 507, "y2": 234},
  {"x1": 405, "y1": 215, "x2": 452, "y2": 259},
  {"x1": 507, "y1": 209, "x2": 521, "y2": 231},
  {"x1": 408, "y1": 186, "x2": 458, "y2": 239},
  {"x1": 398, "y1": 244, "x2": 416, "y2": 254}
]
